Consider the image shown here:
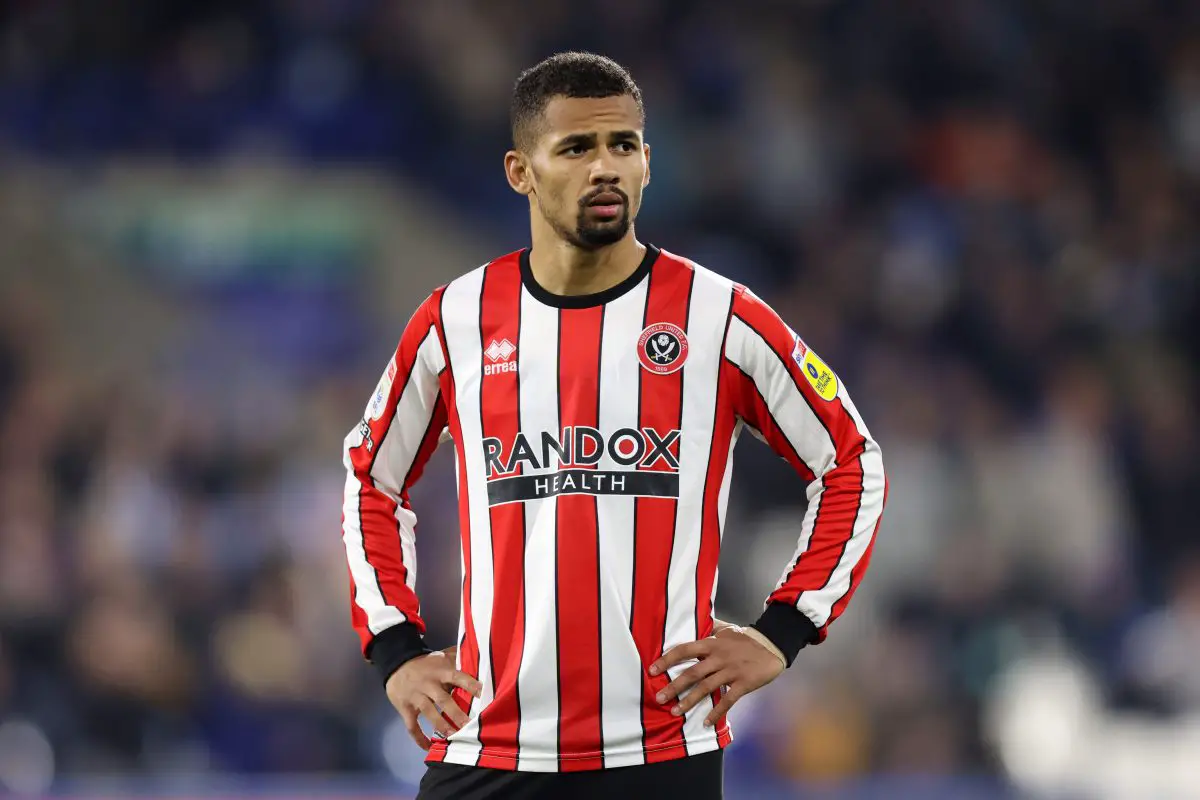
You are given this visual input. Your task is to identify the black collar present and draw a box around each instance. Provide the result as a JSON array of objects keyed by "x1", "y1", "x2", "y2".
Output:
[{"x1": 519, "y1": 244, "x2": 660, "y2": 309}]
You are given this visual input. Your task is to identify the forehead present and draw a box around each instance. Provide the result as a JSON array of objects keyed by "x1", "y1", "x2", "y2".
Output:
[{"x1": 539, "y1": 95, "x2": 643, "y2": 141}]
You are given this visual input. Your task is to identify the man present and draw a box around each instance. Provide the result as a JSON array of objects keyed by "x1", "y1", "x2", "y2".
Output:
[{"x1": 341, "y1": 51, "x2": 886, "y2": 799}]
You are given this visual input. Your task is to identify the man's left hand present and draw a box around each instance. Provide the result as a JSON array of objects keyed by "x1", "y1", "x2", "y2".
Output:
[{"x1": 649, "y1": 626, "x2": 785, "y2": 727}]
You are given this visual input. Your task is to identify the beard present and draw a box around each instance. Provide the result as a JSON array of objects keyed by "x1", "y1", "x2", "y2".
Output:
[
  {"x1": 542, "y1": 186, "x2": 632, "y2": 251},
  {"x1": 572, "y1": 204, "x2": 630, "y2": 249}
]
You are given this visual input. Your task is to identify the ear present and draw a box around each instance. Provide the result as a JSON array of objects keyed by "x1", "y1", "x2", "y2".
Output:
[
  {"x1": 505, "y1": 150, "x2": 534, "y2": 196},
  {"x1": 642, "y1": 141, "x2": 651, "y2": 188}
]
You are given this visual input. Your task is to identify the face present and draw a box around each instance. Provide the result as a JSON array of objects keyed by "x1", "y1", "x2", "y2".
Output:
[{"x1": 506, "y1": 94, "x2": 650, "y2": 251}]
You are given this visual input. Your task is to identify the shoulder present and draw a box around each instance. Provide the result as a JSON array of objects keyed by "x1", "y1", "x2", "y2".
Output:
[
  {"x1": 432, "y1": 250, "x2": 524, "y2": 321},
  {"x1": 654, "y1": 246, "x2": 739, "y2": 297}
]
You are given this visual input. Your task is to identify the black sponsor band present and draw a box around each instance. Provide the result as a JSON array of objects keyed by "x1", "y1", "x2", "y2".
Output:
[{"x1": 487, "y1": 470, "x2": 679, "y2": 505}]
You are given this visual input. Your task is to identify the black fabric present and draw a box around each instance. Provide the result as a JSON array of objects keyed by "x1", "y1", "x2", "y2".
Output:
[
  {"x1": 751, "y1": 602, "x2": 820, "y2": 667},
  {"x1": 367, "y1": 622, "x2": 432, "y2": 685},
  {"x1": 519, "y1": 244, "x2": 659, "y2": 309},
  {"x1": 417, "y1": 749, "x2": 723, "y2": 800}
]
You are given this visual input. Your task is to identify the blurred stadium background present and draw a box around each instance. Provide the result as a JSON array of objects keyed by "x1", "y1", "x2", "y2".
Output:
[{"x1": 1, "y1": 1, "x2": 1199, "y2": 798}]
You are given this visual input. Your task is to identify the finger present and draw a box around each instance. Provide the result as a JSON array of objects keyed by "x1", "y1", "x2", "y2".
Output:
[
  {"x1": 649, "y1": 640, "x2": 712, "y2": 676},
  {"x1": 655, "y1": 659, "x2": 720, "y2": 704},
  {"x1": 705, "y1": 686, "x2": 744, "y2": 727},
  {"x1": 402, "y1": 708, "x2": 432, "y2": 751},
  {"x1": 675, "y1": 670, "x2": 734, "y2": 716},
  {"x1": 446, "y1": 669, "x2": 483, "y2": 698},
  {"x1": 418, "y1": 697, "x2": 455, "y2": 739},
  {"x1": 430, "y1": 686, "x2": 469, "y2": 730}
]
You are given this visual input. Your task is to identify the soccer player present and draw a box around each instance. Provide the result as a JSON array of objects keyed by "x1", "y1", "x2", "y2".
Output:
[{"x1": 341, "y1": 51, "x2": 886, "y2": 799}]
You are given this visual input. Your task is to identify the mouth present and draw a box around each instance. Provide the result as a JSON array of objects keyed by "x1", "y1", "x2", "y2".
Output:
[{"x1": 585, "y1": 191, "x2": 625, "y2": 219}]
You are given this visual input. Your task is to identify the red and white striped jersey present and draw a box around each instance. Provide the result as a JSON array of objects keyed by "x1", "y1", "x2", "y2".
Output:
[{"x1": 341, "y1": 244, "x2": 886, "y2": 772}]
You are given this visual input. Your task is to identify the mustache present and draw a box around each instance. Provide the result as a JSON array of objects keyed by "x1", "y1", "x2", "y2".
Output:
[{"x1": 579, "y1": 186, "x2": 629, "y2": 207}]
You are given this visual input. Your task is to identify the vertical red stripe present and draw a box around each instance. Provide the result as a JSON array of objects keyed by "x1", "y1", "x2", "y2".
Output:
[
  {"x1": 428, "y1": 287, "x2": 464, "y2": 763},
  {"x1": 555, "y1": 306, "x2": 606, "y2": 771},
  {"x1": 348, "y1": 567, "x2": 369, "y2": 643},
  {"x1": 725, "y1": 364, "x2": 817, "y2": 483},
  {"x1": 358, "y1": 396, "x2": 449, "y2": 628},
  {"x1": 426, "y1": 408, "x2": 471, "y2": 764},
  {"x1": 819, "y1": 477, "x2": 887, "y2": 638},
  {"x1": 772, "y1": 391, "x2": 865, "y2": 609},
  {"x1": 730, "y1": 288, "x2": 868, "y2": 630},
  {"x1": 347, "y1": 298, "x2": 441, "y2": 645},
  {"x1": 695, "y1": 300, "x2": 738, "y2": 732},
  {"x1": 474, "y1": 258, "x2": 527, "y2": 768},
  {"x1": 395, "y1": 399, "x2": 449, "y2": 575},
  {"x1": 632, "y1": 258, "x2": 692, "y2": 763}
]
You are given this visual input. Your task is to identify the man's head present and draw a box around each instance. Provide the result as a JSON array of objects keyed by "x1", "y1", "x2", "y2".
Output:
[{"x1": 505, "y1": 52, "x2": 649, "y2": 251}]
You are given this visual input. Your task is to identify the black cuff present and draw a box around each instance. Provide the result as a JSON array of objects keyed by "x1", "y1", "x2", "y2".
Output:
[
  {"x1": 367, "y1": 622, "x2": 433, "y2": 685},
  {"x1": 751, "y1": 603, "x2": 819, "y2": 667}
]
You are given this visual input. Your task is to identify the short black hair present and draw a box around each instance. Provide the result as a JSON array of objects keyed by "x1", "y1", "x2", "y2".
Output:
[{"x1": 510, "y1": 51, "x2": 644, "y2": 151}]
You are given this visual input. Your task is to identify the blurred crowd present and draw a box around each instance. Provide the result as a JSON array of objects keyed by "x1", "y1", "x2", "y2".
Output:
[{"x1": 2, "y1": 0, "x2": 1200, "y2": 794}]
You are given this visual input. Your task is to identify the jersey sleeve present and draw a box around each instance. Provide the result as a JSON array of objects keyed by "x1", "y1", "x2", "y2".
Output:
[
  {"x1": 342, "y1": 289, "x2": 449, "y2": 683},
  {"x1": 723, "y1": 286, "x2": 887, "y2": 665}
]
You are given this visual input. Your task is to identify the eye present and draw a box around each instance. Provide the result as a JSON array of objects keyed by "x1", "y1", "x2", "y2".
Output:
[
  {"x1": 613, "y1": 142, "x2": 636, "y2": 153},
  {"x1": 564, "y1": 143, "x2": 587, "y2": 156}
]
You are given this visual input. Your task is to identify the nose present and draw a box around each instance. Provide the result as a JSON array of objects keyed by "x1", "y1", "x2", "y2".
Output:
[{"x1": 589, "y1": 152, "x2": 620, "y2": 186}]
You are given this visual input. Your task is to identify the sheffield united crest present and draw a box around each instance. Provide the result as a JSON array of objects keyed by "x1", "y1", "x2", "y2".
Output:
[{"x1": 637, "y1": 322, "x2": 689, "y2": 375}]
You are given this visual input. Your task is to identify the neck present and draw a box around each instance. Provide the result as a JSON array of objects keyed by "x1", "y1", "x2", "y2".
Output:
[{"x1": 527, "y1": 222, "x2": 645, "y2": 297}]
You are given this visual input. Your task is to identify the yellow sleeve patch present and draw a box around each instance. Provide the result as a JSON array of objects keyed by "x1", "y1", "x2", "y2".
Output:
[{"x1": 801, "y1": 349, "x2": 839, "y2": 401}]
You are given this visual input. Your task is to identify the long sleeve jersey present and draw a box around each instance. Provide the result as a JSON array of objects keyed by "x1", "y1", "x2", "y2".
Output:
[{"x1": 341, "y1": 244, "x2": 886, "y2": 772}]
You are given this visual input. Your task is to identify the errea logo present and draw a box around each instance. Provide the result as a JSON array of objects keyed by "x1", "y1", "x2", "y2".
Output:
[{"x1": 484, "y1": 338, "x2": 517, "y2": 375}]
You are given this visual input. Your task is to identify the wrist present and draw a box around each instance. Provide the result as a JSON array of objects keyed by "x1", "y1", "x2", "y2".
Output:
[
  {"x1": 739, "y1": 626, "x2": 787, "y2": 668},
  {"x1": 367, "y1": 622, "x2": 433, "y2": 685},
  {"x1": 751, "y1": 603, "x2": 819, "y2": 668}
]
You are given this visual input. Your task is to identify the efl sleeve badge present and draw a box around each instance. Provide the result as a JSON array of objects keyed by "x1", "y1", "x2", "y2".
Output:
[{"x1": 798, "y1": 345, "x2": 838, "y2": 401}]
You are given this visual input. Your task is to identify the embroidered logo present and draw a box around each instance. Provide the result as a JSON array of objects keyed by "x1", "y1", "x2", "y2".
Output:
[
  {"x1": 637, "y1": 323, "x2": 689, "y2": 375},
  {"x1": 484, "y1": 338, "x2": 517, "y2": 376}
]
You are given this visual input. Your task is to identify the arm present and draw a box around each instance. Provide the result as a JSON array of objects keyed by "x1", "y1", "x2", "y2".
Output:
[
  {"x1": 342, "y1": 291, "x2": 448, "y2": 684},
  {"x1": 724, "y1": 286, "x2": 887, "y2": 665},
  {"x1": 650, "y1": 286, "x2": 886, "y2": 725}
]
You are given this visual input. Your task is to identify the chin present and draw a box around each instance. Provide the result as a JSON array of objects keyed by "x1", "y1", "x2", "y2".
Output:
[{"x1": 575, "y1": 219, "x2": 631, "y2": 249}]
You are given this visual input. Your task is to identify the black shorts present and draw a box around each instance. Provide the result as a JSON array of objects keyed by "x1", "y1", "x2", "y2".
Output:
[{"x1": 416, "y1": 749, "x2": 724, "y2": 800}]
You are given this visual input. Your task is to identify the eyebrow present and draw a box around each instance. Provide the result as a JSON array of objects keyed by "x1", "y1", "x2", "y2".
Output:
[{"x1": 554, "y1": 130, "x2": 642, "y2": 149}]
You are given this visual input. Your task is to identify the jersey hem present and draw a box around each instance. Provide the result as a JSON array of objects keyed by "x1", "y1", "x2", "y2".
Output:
[{"x1": 426, "y1": 725, "x2": 732, "y2": 772}]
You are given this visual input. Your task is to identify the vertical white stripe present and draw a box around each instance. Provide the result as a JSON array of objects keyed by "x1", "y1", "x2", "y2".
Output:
[
  {"x1": 711, "y1": 424, "x2": 739, "y2": 614},
  {"x1": 514, "y1": 289, "x2": 561, "y2": 771},
  {"x1": 667, "y1": 267, "x2": 732, "y2": 752},
  {"x1": 400, "y1": 534, "x2": 419, "y2": 597},
  {"x1": 718, "y1": 421, "x2": 741, "y2": 544},
  {"x1": 595, "y1": 277, "x2": 649, "y2": 768},
  {"x1": 341, "y1": 327, "x2": 445, "y2": 635},
  {"x1": 372, "y1": 329, "x2": 447, "y2": 605},
  {"x1": 340, "y1": 470, "x2": 404, "y2": 634},
  {"x1": 370, "y1": 328, "x2": 446, "y2": 495},
  {"x1": 454, "y1": 447, "x2": 467, "y2": 654},
  {"x1": 438, "y1": 266, "x2": 493, "y2": 764},
  {"x1": 725, "y1": 315, "x2": 859, "y2": 623},
  {"x1": 724, "y1": 317, "x2": 839, "y2": 476},
  {"x1": 797, "y1": 389, "x2": 885, "y2": 626}
]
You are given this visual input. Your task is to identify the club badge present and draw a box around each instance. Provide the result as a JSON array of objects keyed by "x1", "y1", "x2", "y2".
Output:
[{"x1": 637, "y1": 322, "x2": 689, "y2": 375}]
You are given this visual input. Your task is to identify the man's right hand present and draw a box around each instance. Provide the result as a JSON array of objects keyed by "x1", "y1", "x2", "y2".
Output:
[{"x1": 385, "y1": 646, "x2": 482, "y2": 750}]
